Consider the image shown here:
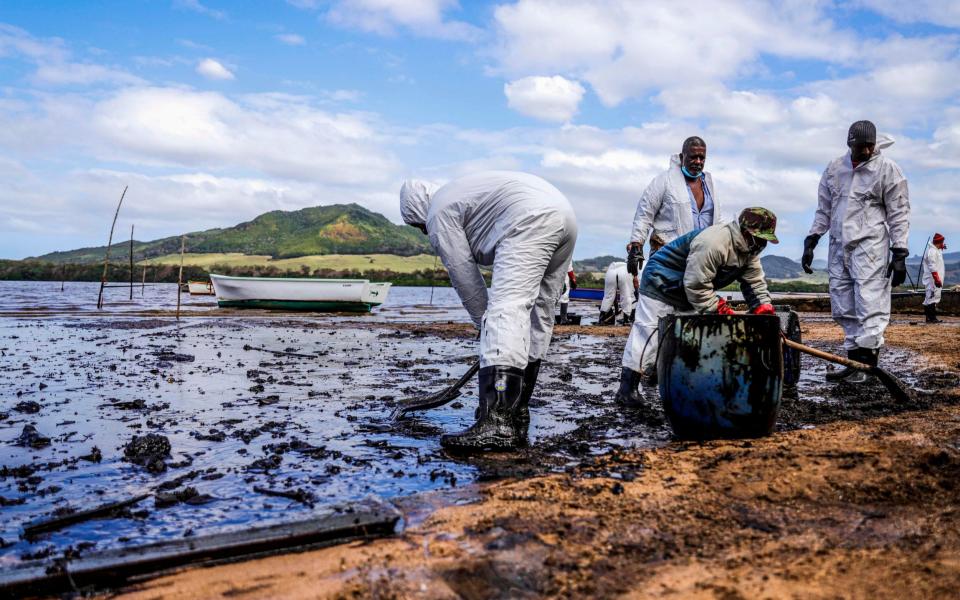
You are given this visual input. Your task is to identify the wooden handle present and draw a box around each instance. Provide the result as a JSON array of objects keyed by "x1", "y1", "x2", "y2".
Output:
[{"x1": 782, "y1": 337, "x2": 871, "y2": 372}]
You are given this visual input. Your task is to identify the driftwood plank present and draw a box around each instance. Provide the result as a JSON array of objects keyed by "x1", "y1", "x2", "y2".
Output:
[
  {"x1": 22, "y1": 493, "x2": 151, "y2": 539},
  {"x1": 0, "y1": 499, "x2": 400, "y2": 598}
]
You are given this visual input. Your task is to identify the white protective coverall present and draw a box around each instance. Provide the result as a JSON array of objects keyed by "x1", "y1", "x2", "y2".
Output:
[
  {"x1": 808, "y1": 135, "x2": 911, "y2": 350},
  {"x1": 400, "y1": 171, "x2": 578, "y2": 370},
  {"x1": 622, "y1": 221, "x2": 771, "y2": 373},
  {"x1": 921, "y1": 241, "x2": 945, "y2": 306},
  {"x1": 600, "y1": 262, "x2": 635, "y2": 319},
  {"x1": 630, "y1": 154, "x2": 724, "y2": 252}
]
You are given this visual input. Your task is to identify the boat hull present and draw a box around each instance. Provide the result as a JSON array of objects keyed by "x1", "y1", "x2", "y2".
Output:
[
  {"x1": 570, "y1": 288, "x2": 603, "y2": 301},
  {"x1": 210, "y1": 274, "x2": 391, "y2": 313},
  {"x1": 187, "y1": 281, "x2": 214, "y2": 295}
]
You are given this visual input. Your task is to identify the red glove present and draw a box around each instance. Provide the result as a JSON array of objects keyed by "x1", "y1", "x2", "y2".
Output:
[
  {"x1": 750, "y1": 303, "x2": 775, "y2": 315},
  {"x1": 716, "y1": 298, "x2": 735, "y2": 315},
  {"x1": 568, "y1": 270, "x2": 577, "y2": 290},
  {"x1": 932, "y1": 272, "x2": 943, "y2": 288}
]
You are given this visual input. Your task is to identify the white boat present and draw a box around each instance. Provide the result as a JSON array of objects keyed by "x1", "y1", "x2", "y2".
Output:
[
  {"x1": 209, "y1": 274, "x2": 391, "y2": 312},
  {"x1": 187, "y1": 280, "x2": 215, "y2": 295}
]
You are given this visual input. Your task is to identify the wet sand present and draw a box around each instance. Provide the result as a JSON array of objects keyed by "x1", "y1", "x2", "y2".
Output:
[{"x1": 104, "y1": 316, "x2": 960, "y2": 600}]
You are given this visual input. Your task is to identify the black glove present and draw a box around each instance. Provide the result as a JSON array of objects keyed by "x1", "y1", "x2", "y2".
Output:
[
  {"x1": 887, "y1": 247, "x2": 909, "y2": 287},
  {"x1": 801, "y1": 233, "x2": 820, "y2": 274},
  {"x1": 627, "y1": 244, "x2": 643, "y2": 276}
]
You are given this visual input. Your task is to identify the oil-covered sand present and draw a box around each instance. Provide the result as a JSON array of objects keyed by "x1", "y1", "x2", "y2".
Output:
[{"x1": 90, "y1": 315, "x2": 960, "y2": 600}]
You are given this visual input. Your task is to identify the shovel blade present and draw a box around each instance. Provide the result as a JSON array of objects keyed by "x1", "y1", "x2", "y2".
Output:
[{"x1": 869, "y1": 367, "x2": 912, "y2": 404}]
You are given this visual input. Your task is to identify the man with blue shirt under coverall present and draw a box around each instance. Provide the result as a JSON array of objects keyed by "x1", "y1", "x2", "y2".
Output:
[{"x1": 615, "y1": 208, "x2": 778, "y2": 406}]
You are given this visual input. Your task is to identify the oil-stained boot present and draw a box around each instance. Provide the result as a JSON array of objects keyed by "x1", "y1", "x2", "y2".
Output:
[
  {"x1": 925, "y1": 304, "x2": 942, "y2": 324},
  {"x1": 614, "y1": 367, "x2": 647, "y2": 407},
  {"x1": 842, "y1": 347, "x2": 877, "y2": 384},
  {"x1": 559, "y1": 302, "x2": 569, "y2": 325},
  {"x1": 825, "y1": 349, "x2": 862, "y2": 383},
  {"x1": 441, "y1": 366, "x2": 524, "y2": 453},
  {"x1": 513, "y1": 360, "x2": 541, "y2": 446}
]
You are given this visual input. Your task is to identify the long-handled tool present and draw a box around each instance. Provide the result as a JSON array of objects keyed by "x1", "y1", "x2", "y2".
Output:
[
  {"x1": 781, "y1": 337, "x2": 911, "y2": 403},
  {"x1": 390, "y1": 360, "x2": 480, "y2": 422}
]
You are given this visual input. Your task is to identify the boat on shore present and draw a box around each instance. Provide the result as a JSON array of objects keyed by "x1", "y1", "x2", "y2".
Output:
[
  {"x1": 187, "y1": 280, "x2": 215, "y2": 295},
  {"x1": 209, "y1": 274, "x2": 391, "y2": 312},
  {"x1": 570, "y1": 288, "x2": 603, "y2": 301}
]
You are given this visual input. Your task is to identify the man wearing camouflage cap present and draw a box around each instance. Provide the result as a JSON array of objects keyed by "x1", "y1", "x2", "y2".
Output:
[
  {"x1": 615, "y1": 207, "x2": 778, "y2": 406},
  {"x1": 801, "y1": 120, "x2": 911, "y2": 383}
]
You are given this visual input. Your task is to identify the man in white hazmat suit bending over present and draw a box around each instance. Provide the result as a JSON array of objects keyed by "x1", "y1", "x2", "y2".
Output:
[
  {"x1": 801, "y1": 120, "x2": 911, "y2": 383},
  {"x1": 399, "y1": 171, "x2": 578, "y2": 452},
  {"x1": 598, "y1": 261, "x2": 636, "y2": 325}
]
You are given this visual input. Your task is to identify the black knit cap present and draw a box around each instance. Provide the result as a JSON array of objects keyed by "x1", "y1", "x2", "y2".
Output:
[{"x1": 847, "y1": 120, "x2": 876, "y2": 147}]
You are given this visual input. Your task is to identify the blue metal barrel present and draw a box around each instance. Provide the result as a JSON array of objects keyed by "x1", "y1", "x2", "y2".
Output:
[{"x1": 657, "y1": 314, "x2": 783, "y2": 439}]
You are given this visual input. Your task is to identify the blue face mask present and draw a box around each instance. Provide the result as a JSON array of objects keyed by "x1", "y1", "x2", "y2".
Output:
[{"x1": 681, "y1": 165, "x2": 703, "y2": 179}]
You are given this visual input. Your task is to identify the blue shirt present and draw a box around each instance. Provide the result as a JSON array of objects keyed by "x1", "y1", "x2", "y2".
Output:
[{"x1": 686, "y1": 178, "x2": 714, "y2": 229}]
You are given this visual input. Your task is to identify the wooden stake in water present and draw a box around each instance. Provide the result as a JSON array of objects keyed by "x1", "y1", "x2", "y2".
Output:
[
  {"x1": 60, "y1": 263, "x2": 65, "y2": 293},
  {"x1": 129, "y1": 224, "x2": 134, "y2": 301},
  {"x1": 176, "y1": 236, "x2": 185, "y2": 320},
  {"x1": 97, "y1": 186, "x2": 128, "y2": 309},
  {"x1": 429, "y1": 254, "x2": 438, "y2": 306},
  {"x1": 142, "y1": 265, "x2": 147, "y2": 297}
]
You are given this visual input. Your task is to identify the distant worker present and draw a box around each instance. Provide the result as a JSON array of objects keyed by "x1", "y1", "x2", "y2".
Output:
[
  {"x1": 557, "y1": 260, "x2": 577, "y2": 324},
  {"x1": 616, "y1": 208, "x2": 778, "y2": 405},
  {"x1": 922, "y1": 233, "x2": 947, "y2": 324},
  {"x1": 626, "y1": 136, "x2": 725, "y2": 277},
  {"x1": 598, "y1": 261, "x2": 637, "y2": 325},
  {"x1": 399, "y1": 171, "x2": 577, "y2": 452},
  {"x1": 801, "y1": 120, "x2": 911, "y2": 382}
]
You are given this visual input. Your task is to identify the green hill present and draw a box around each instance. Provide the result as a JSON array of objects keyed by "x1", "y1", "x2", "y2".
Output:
[{"x1": 31, "y1": 204, "x2": 432, "y2": 264}]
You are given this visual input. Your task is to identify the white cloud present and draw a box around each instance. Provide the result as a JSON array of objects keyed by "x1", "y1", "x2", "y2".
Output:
[
  {"x1": 856, "y1": 0, "x2": 960, "y2": 28},
  {"x1": 196, "y1": 58, "x2": 235, "y2": 80},
  {"x1": 504, "y1": 75, "x2": 585, "y2": 122},
  {"x1": 1, "y1": 24, "x2": 143, "y2": 88},
  {"x1": 325, "y1": 0, "x2": 482, "y2": 41},
  {"x1": 33, "y1": 62, "x2": 146, "y2": 86},
  {"x1": 276, "y1": 33, "x2": 306, "y2": 46},
  {"x1": 491, "y1": 0, "x2": 858, "y2": 106},
  {"x1": 173, "y1": 0, "x2": 226, "y2": 21}
]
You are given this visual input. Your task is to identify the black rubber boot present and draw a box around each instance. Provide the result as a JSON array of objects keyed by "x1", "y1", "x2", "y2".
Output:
[
  {"x1": 514, "y1": 360, "x2": 541, "y2": 445},
  {"x1": 559, "y1": 303, "x2": 569, "y2": 325},
  {"x1": 843, "y1": 347, "x2": 877, "y2": 384},
  {"x1": 598, "y1": 309, "x2": 615, "y2": 325},
  {"x1": 926, "y1": 304, "x2": 942, "y2": 324},
  {"x1": 826, "y1": 349, "x2": 861, "y2": 382},
  {"x1": 441, "y1": 366, "x2": 524, "y2": 453},
  {"x1": 614, "y1": 367, "x2": 647, "y2": 407}
]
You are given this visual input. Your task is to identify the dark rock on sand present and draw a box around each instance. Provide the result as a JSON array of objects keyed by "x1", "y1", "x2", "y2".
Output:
[
  {"x1": 124, "y1": 433, "x2": 172, "y2": 473},
  {"x1": 16, "y1": 425, "x2": 51, "y2": 449},
  {"x1": 13, "y1": 400, "x2": 41, "y2": 414}
]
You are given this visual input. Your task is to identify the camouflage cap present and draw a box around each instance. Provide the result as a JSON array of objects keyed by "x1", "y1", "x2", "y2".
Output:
[{"x1": 738, "y1": 207, "x2": 779, "y2": 244}]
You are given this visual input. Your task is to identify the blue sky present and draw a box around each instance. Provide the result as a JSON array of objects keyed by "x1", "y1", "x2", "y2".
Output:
[{"x1": 1, "y1": 0, "x2": 959, "y2": 263}]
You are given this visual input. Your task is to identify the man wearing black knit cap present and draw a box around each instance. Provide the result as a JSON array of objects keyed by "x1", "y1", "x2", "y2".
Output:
[{"x1": 801, "y1": 120, "x2": 911, "y2": 383}]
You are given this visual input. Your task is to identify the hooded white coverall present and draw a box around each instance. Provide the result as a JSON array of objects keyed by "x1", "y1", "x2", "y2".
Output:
[
  {"x1": 921, "y1": 241, "x2": 945, "y2": 306},
  {"x1": 630, "y1": 154, "x2": 724, "y2": 252},
  {"x1": 400, "y1": 171, "x2": 578, "y2": 370},
  {"x1": 808, "y1": 136, "x2": 911, "y2": 350},
  {"x1": 600, "y1": 262, "x2": 635, "y2": 319}
]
